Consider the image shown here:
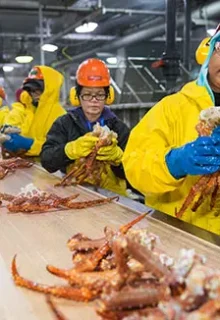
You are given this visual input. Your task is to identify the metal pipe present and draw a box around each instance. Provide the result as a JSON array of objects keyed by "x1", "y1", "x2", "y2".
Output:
[
  {"x1": 183, "y1": 0, "x2": 191, "y2": 71},
  {"x1": 0, "y1": 32, "x2": 115, "y2": 41},
  {"x1": 0, "y1": 0, "x2": 93, "y2": 12},
  {"x1": 38, "y1": 4, "x2": 45, "y2": 65},
  {"x1": 52, "y1": 20, "x2": 176, "y2": 68},
  {"x1": 165, "y1": 0, "x2": 176, "y2": 54},
  {"x1": 110, "y1": 103, "x2": 155, "y2": 110},
  {"x1": 102, "y1": 7, "x2": 165, "y2": 16}
]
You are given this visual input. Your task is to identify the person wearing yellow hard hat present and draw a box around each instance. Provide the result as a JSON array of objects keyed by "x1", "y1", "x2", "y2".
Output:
[
  {"x1": 122, "y1": 24, "x2": 220, "y2": 235},
  {"x1": 3, "y1": 66, "x2": 66, "y2": 157},
  {"x1": 0, "y1": 87, "x2": 9, "y2": 127},
  {"x1": 40, "y1": 58, "x2": 130, "y2": 196}
]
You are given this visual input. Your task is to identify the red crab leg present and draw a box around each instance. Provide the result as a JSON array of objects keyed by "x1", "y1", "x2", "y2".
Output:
[
  {"x1": 46, "y1": 295, "x2": 68, "y2": 320},
  {"x1": 191, "y1": 174, "x2": 217, "y2": 212},
  {"x1": 11, "y1": 255, "x2": 96, "y2": 301},
  {"x1": 175, "y1": 175, "x2": 211, "y2": 218},
  {"x1": 73, "y1": 212, "x2": 148, "y2": 272},
  {"x1": 65, "y1": 196, "x2": 119, "y2": 209}
]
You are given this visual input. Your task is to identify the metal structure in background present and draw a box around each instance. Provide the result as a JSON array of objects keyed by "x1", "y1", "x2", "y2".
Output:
[
  {"x1": 162, "y1": 0, "x2": 180, "y2": 90},
  {"x1": 1, "y1": 0, "x2": 220, "y2": 129},
  {"x1": 38, "y1": 3, "x2": 45, "y2": 65},
  {"x1": 106, "y1": 57, "x2": 167, "y2": 128},
  {"x1": 183, "y1": 0, "x2": 192, "y2": 78}
]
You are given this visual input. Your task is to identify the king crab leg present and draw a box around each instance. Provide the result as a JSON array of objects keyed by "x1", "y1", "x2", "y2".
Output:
[
  {"x1": 175, "y1": 175, "x2": 212, "y2": 219},
  {"x1": 191, "y1": 173, "x2": 218, "y2": 212},
  {"x1": 46, "y1": 295, "x2": 67, "y2": 320},
  {"x1": 12, "y1": 256, "x2": 97, "y2": 301}
]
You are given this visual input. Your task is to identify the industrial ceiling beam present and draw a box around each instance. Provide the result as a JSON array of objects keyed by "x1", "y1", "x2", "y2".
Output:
[
  {"x1": 52, "y1": 1, "x2": 220, "y2": 69},
  {"x1": 0, "y1": 32, "x2": 116, "y2": 41}
]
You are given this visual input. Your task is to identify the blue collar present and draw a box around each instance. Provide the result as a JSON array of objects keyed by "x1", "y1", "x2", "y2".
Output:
[{"x1": 86, "y1": 116, "x2": 105, "y2": 131}]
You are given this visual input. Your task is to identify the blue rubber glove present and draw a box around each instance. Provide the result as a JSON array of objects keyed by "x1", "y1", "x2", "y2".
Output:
[
  {"x1": 165, "y1": 136, "x2": 220, "y2": 179},
  {"x1": 3, "y1": 133, "x2": 33, "y2": 152}
]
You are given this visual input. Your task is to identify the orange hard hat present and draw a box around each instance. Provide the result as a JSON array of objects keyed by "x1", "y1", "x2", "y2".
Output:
[
  {"x1": 23, "y1": 66, "x2": 44, "y2": 84},
  {"x1": 0, "y1": 87, "x2": 6, "y2": 100},
  {"x1": 76, "y1": 58, "x2": 110, "y2": 87},
  {"x1": 27, "y1": 66, "x2": 44, "y2": 80}
]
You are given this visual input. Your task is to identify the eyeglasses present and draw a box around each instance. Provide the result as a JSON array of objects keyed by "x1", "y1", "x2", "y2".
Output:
[{"x1": 80, "y1": 93, "x2": 106, "y2": 101}]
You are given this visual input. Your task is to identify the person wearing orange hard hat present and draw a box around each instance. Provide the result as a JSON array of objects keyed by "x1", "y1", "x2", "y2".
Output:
[
  {"x1": 3, "y1": 66, "x2": 66, "y2": 156},
  {"x1": 41, "y1": 58, "x2": 130, "y2": 195},
  {"x1": 0, "y1": 87, "x2": 9, "y2": 127},
  {"x1": 122, "y1": 24, "x2": 220, "y2": 235}
]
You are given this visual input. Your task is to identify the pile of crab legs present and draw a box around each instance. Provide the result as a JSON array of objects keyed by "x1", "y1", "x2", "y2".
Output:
[
  {"x1": 0, "y1": 157, "x2": 33, "y2": 180},
  {"x1": 11, "y1": 212, "x2": 220, "y2": 319},
  {"x1": 0, "y1": 187, "x2": 118, "y2": 213},
  {"x1": 56, "y1": 123, "x2": 118, "y2": 187},
  {"x1": 176, "y1": 107, "x2": 220, "y2": 218}
]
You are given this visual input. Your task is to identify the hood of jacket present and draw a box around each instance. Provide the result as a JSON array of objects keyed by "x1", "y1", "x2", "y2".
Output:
[
  {"x1": 36, "y1": 65, "x2": 63, "y2": 108},
  {"x1": 197, "y1": 31, "x2": 220, "y2": 102}
]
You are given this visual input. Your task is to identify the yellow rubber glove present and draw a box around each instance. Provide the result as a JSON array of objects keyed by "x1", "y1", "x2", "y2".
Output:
[
  {"x1": 96, "y1": 138, "x2": 123, "y2": 164},
  {"x1": 65, "y1": 135, "x2": 99, "y2": 160}
]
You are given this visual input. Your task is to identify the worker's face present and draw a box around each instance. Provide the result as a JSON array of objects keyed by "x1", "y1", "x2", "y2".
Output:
[
  {"x1": 79, "y1": 86, "x2": 106, "y2": 118},
  {"x1": 208, "y1": 42, "x2": 220, "y2": 92},
  {"x1": 29, "y1": 89, "x2": 42, "y2": 102}
]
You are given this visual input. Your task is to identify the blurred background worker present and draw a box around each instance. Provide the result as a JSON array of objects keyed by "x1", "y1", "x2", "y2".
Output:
[
  {"x1": 122, "y1": 27, "x2": 220, "y2": 235},
  {"x1": 0, "y1": 87, "x2": 9, "y2": 126},
  {"x1": 41, "y1": 58, "x2": 130, "y2": 195},
  {"x1": 2, "y1": 66, "x2": 66, "y2": 156}
]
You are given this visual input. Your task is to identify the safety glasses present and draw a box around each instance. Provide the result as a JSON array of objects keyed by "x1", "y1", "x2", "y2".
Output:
[{"x1": 80, "y1": 93, "x2": 106, "y2": 101}]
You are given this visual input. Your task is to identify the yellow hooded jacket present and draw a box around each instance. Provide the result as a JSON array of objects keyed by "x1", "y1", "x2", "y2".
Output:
[
  {"x1": 0, "y1": 106, "x2": 9, "y2": 127},
  {"x1": 4, "y1": 66, "x2": 66, "y2": 156},
  {"x1": 122, "y1": 80, "x2": 220, "y2": 234}
]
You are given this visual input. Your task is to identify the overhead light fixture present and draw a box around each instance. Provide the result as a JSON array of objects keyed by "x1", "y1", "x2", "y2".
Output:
[
  {"x1": 75, "y1": 22, "x2": 98, "y2": 33},
  {"x1": 15, "y1": 55, "x2": 33, "y2": 64},
  {"x1": 207, "y1": 28, "x2": 216, "y2": 36},
  {"x1": 41, "y1": 43, "x2": 58, "y2": 52},
  {"x1": 106, "y1": 57, "x2": 118, "y2": 64},
  {"x1": 3, "y1": 65, "x2": 14, "y2": 72},
  {"x1": 15, "y1": 38, "x2": 34, "y2": 64}
]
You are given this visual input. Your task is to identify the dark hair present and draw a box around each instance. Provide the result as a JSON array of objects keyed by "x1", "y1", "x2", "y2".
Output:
[{"x1": 75, "y1": 81, "x2": 110, "y2": 98}]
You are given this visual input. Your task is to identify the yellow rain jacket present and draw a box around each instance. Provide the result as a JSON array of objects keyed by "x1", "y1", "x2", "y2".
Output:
[
  {"x1": 122, "y1": 80, "x2": 220, "y2": 234},
  {"x1": 4, "y1": 66, "x2": 66, "y2": 156},
  {"x1": 0, "y1": 106, "x2": 9, "y2": 127}
]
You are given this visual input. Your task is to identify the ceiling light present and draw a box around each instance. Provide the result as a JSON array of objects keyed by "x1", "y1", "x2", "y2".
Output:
[
  {"x1": 3, "y1": 65, "x2": 14, "y2": 72},
  {"x1": 15, "y1": 55, "x2": 33, "y2": 64},
  {"x1": 41, "y1": 43, "x2": 58, "y2": 52},
  {"x1": 75, "y1": 22, "x2": 98, "y2": 33},
  {"x1": 207, "y1": 28, "x2": 216, "y2": 36},
  {"x1": 106, "y1": 57, "x2": 118, "y2": 64}
]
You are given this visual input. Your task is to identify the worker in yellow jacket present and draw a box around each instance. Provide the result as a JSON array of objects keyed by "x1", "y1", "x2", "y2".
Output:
[
  {"x1": 122, "y1": 27, "x2": 220, "y2": 235},
  {"x1": 0, "y1": 87, "x2": 9, "y2": 126},
  {"x1": 3, "y1": 66, "x2": 66, "y2": 156}
]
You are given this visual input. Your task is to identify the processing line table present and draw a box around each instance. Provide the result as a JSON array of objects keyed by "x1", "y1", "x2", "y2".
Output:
[{"x1": 0, "y1": 164, "x2": 219, "y2": 320}]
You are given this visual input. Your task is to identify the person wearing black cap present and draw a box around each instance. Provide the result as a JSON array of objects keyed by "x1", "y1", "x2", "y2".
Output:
[{"x1": 2, "y1": 65, "x2": 66, "y2": 156}]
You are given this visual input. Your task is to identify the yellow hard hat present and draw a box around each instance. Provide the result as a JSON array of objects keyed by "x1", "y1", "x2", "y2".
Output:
[
  {"x1": 195, "y1": 37, "x2": 210, "y2": 65},
  {"x1": 196, "y1": 23, "x2": 220, "y2": 65}
]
